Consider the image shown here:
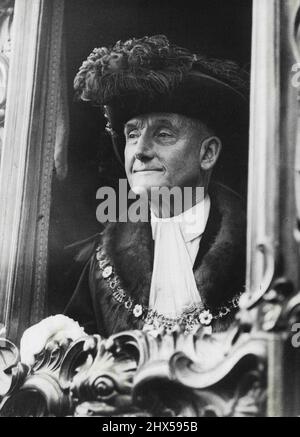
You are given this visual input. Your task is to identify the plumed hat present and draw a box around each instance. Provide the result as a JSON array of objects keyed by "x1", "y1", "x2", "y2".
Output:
[{"x1": 74, "y1": 35, "x2": 249, "y2": 164}]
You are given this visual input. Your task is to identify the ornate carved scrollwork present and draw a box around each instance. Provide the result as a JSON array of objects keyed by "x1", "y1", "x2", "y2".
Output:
[
  {"x1": 0, "y1": 327, "x2": 268, "y2": 417},
  {"x1": 0, "y1": 336, "x2": 70, "y2": 416},
  {"x1": 0, "y1": 338, "x2": 26, "y2": 399}
]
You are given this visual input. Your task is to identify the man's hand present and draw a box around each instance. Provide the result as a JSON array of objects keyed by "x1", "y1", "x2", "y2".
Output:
[{"x1": 20, "y1": 314, "x2": 87, "y2": 367}]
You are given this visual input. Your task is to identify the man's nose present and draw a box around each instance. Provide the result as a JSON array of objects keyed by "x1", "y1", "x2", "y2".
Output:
[{"x1": 134, "y1": 132, "x2": 154, "y2": 161}]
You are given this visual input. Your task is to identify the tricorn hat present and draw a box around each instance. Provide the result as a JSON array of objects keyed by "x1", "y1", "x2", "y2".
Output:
[{"x1": 74, "y1": 35, "x2": 249, "y2": 164}]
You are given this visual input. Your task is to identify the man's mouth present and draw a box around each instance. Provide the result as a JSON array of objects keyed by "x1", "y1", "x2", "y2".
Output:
[
  {"x1": 132, "y1": 167, "x2": 163, "y2": 173},
  {"x1": 133, "y1": 168, "x2": 164, "y2": 173}
]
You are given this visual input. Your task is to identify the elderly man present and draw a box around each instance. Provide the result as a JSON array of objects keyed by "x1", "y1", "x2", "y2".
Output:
[{"x1": 21, "y1": 35, "x2": 248, "y2": 363}]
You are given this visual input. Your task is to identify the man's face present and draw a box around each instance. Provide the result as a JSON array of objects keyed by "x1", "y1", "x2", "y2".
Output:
[{"x1": 124, "y1": 113, "x2": 208, "y2": 195}]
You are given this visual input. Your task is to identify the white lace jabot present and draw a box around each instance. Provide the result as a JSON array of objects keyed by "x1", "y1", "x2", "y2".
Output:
[{"x1": 148, "y1": 195, "x2": 211, "y2": 320}]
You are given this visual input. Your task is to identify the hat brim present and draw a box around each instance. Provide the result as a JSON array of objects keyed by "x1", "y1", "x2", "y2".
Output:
[{"x1": 105, "y1": 70, "x2": 248, "y2": 132}]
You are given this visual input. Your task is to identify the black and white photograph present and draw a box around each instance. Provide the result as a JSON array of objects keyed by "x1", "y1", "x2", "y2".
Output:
[{"x1": 0, "y1": 0, "x2": 299, "y2": 419}]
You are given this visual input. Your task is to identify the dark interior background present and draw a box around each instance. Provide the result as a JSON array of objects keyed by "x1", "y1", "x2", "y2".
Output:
[{"x1": 48, "y1": 0, "x2": 253, "y2": 314}]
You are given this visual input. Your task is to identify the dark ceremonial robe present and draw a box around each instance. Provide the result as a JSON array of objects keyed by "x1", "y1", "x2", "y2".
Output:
[{"x1": 65, "y1": 183, "x2": 246, "y2": 337}]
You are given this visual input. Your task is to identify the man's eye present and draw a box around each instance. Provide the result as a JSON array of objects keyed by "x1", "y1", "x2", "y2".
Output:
[
  {"x1": 157, "y1": 130, "x2": 173, "y2": 138},
  {"x1": 127, "y1": 130, "x2": 139, "y2": 139}
]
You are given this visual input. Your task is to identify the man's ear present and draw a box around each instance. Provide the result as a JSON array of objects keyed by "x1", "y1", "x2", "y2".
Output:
[{"x1": 199, "y1": 136, "x2": 222, "y2": 171}]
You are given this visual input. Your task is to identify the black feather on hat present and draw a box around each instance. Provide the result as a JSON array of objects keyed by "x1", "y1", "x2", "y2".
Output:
[{"x1": 74, "y1": 35, "x2": 249, "y2": 164}]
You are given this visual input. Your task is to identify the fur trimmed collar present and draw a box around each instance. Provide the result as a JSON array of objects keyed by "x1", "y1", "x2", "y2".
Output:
[{"x1": 101, "y1": 183, "x2": 246, "y2": 312}]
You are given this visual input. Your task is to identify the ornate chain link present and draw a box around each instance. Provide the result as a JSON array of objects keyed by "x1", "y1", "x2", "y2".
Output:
[{"x1": 96, "y1": 245, "x2": 242, "y2": 334}]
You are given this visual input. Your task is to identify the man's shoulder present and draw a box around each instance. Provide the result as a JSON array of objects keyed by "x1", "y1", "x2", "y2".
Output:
[
  {"x1": 209, "y1": 182, "x2": 246, "y2": 233},
  {"x1": 65, "y1": 232, "x2": 103, "y2": 264},
  {"x1": 209, "y1": 182, "x2": 246, "y2": 211}
]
